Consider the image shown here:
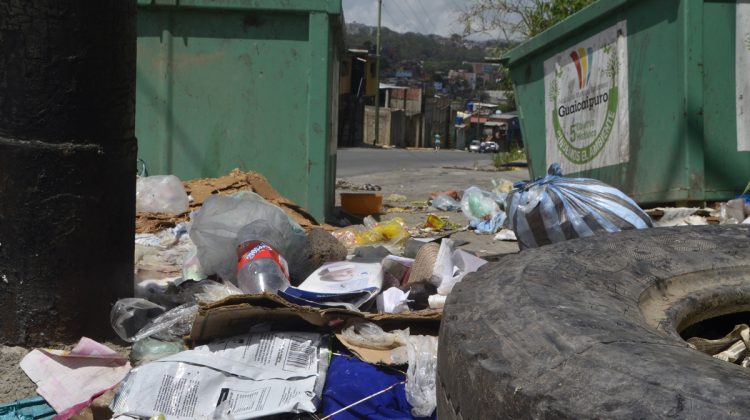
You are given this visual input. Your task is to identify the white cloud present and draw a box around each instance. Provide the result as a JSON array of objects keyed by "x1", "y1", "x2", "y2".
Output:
[{"x1": 342, "y1": 0, "x2": 465, "y2": 37}]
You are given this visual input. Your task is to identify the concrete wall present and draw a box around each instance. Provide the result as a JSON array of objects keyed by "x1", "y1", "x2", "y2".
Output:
[
  {"x1": 364, "y1": 106, "x2": 407, "y2": 147},
  {"x1": 389, "y1": 87, "x2": 422, "y2": 113},
  {"x1": 422, "y1": 96, "x2": 452, "y2": 148}
]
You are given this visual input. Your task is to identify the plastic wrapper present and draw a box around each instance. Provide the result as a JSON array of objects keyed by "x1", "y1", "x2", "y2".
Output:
[
  {"x1": 134, "y1": 278, "x2": 242, "y2": 309},
  {"x1": 492, "y1": 178, "x2": 515, "y2": 194},
  {"x1": 130, "y1": 338, "x2": 184, "y2": 367},
  {"x1": 181, "y1": 246, "x2": 206, "y2": 281},
  {"x1": 461, "y1": 187, "x2": 507, "y2": 233},
  {"x1": 718, "y1": 198, "x2": 747, "y2": 224},
  {"x1": 189, "y1": 192, "x2": 306, "y2": 281},
  {"x1": 405, "y1": 335, "x2": 438, "y2": 417},
  {"x1": 331, "y1": 227, "x2": 360, "y2": 249},
  {"x1": 355, "y1": 217, "x2": 409, "y2": 248},
  {"x1": 461, "y1": 186, "x2": 499, "y2": 223},
  {"x1": 341, "y1": 322, "x2": 408, "y2": 350},
  {"x1": 131, "y1": 303, "x2": 199, "y2": 342},
  {"x1": 186, "y1": 279, "x2": 243, "y2": 304},
  {"x1": 136, "y1": 175, "x2": 189, "y2": 214},
  {"x1": 431, "y1": 194, "x2": 461, "y2": 211},
  {"x1": 111, "y1": 298, "x2": 166, "y2": 342},
  {"x1": 507, "y1": 164, "x2": 653, "y2": 250}
]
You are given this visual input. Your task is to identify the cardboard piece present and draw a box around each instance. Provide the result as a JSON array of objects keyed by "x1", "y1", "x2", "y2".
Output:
[{"x1": 189, "y1": 293, "x2": 440, "y2": 345}]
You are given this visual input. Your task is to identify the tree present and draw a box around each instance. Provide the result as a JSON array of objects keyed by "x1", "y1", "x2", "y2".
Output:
[{"x1": 459, "y1": 0, "x2": 597, "y2": 41}]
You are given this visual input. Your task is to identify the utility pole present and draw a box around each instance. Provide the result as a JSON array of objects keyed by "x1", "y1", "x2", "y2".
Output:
[{"x1": 374, "y1": 0, "x2": 382, "y2": 145}]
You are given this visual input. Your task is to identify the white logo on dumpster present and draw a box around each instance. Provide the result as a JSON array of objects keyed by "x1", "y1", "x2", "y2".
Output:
[{"x1": 544, "y1": 21, "x2": 630, "y2": 172}]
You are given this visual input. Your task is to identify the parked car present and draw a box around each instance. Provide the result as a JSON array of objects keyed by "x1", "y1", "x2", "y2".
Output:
[
  {"x1": 480, "y1": 141, "x2": 499, "y2": 153},
  {"x1": 469, "y1": 140, "x2": 481, "y2": 153}
]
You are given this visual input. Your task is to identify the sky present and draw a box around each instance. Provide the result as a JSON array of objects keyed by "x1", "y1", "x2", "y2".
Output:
[{"x1": 342, "y1": 0, "x2": 467, "y2": 38}]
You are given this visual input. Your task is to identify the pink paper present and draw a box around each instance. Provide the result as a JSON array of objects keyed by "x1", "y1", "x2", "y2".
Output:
[{"x1": 20, "y1": 337, "x2": 131, "y2": 420}]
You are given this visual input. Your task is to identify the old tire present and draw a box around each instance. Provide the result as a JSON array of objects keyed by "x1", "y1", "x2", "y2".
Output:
[{"x1": 438, "y1": 225, "x2": 750, "y2": 419}]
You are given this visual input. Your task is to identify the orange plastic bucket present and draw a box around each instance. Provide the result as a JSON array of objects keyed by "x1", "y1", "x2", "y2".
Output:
[{"x1": 340, "y1": 192, "x2": 383, "y2": 216}]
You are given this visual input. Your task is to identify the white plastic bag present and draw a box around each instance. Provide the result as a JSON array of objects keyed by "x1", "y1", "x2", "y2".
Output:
[
  {"x1": 136, "y1": 175, "x2": 189, "y2": 214},
  {"x1": 405, "y1": 335, "x2": 438, "y2": 417},
  {"x1": 431, "y1": 194, "x2": 461, "y2": 211},
  {"x1": 189, "y1": 192, "x2": 307, "y2": 282}
]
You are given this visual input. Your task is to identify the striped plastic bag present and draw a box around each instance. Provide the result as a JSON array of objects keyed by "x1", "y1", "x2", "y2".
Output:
[{"x1": 507, "y1": 164, "x2": 653, "y2": 250}]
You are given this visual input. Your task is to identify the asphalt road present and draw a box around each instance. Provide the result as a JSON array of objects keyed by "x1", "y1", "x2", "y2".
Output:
[{"x1": 336, "y1": 148, "x2": 494, "y2": 177}]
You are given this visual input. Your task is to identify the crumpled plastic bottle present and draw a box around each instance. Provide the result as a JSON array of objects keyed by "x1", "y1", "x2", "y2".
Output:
[{"x1": 235, "y1": 221, "x2": 291, "y2": 294}]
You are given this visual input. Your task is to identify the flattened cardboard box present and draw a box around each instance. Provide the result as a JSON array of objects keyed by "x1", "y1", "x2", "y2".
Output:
[{"x1": 189, "y1": 293, "x2": 441, "y2": 345}]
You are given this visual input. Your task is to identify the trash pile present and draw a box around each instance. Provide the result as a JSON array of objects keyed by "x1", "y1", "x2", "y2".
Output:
[
  {"x1": 688, "y1": 324, "x2": 750, "y2": 367},
  {"x1": 7, "y1": 165, "x2": 749, "y2": 419},
  {"x1": 10, "y1": 169, "x2": 483, "y2": 419},
  {"x1": 425, "y1": 165, "x2": 748, "y2": 249},
  {"x1": 418, "y1": 164, "x2": 654, "y2": 248}
]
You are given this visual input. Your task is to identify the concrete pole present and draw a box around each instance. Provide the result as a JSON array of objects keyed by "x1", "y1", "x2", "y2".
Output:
[
  {"x1": 0, "y1": 0, "x2": 136, "y2": 345},
  {"x1": 374, "y1": 0, "x2": 382, "y2": 145}
]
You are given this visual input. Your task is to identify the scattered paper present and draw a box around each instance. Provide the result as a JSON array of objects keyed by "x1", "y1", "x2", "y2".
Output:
[
  {"x1": 20, "y1": 337, "x2": 131, "y2": 420},
  {"x1": 279, "y1": 261, "x2": 383, "y2": 311},
  {"x1": 377, "y1": 288, "x2": 410, "y2": 314},
  {"x1": 432, "y1": 239, "x2": 487, "y2": 296},
  {"x1": 112, "y1": 332, "x2": 329, "y2": 420}
]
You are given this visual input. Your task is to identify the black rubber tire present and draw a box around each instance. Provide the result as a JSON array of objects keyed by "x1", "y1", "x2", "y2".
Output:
[{"x1": 438, "y1": 225, "x2": 750, "y2": 419}]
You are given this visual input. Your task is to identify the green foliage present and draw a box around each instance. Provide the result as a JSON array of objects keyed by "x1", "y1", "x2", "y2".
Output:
[
  {"x1": 493, "y1": 147, "x2": 527, "y2": 170},
  {"x1": 460, "y1": 0, "x2": 597, "y2": 41},
  {"x1": 345, "y1": 23, "x2": 511, "y2": 76},
  {"x1": 527, "y1": 0, "x2": 598, "y2": 36}
]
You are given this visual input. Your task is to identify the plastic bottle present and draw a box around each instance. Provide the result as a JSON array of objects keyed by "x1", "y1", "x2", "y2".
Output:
[{"x1": 235, "y1": 221, "x2": 291, "y2": 294}]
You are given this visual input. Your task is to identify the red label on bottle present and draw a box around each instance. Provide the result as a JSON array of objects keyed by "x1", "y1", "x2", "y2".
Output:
[{"x1": 237, "y1": 242, "x2": 289, "y2": 278}]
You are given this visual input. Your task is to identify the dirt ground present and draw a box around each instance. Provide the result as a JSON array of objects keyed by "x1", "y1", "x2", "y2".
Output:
[{"x1": 0, "y1": 341, "x2": 131, "y2": 404}]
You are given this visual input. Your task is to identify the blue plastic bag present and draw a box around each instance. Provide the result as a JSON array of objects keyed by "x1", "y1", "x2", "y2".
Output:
[
  {"x1": 507, "y1": 164, "x2": 652, "y2": 250},
  {"x1": 322, "y1": 354, "x2": 435, "y2": 420}
]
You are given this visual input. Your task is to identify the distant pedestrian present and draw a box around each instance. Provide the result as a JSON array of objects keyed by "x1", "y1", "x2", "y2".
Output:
[{"x1": 434, "y1": 134, "x2": 441, "y2": 151}]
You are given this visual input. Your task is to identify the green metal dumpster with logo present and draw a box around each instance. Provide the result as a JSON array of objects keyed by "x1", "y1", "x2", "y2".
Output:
[
  {"x1": 504, "y1": 0, "x2": 750, "y2": 203},
  {"x1": 135, "y1": 0, "x2": 343, "y2": 221}
]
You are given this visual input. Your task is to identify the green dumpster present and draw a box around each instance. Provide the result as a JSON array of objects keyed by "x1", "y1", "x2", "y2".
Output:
[
  {"x1": 136, "y1": 0, "x2": 344, "y2": 221},
  {"x1": 504, "y1": 0, "x2": 750, "y2": 203}
]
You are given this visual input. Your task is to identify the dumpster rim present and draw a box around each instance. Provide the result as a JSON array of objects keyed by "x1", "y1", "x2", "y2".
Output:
[{"x1": 136, "y1": 0, "x2": 342, "y2": 15}]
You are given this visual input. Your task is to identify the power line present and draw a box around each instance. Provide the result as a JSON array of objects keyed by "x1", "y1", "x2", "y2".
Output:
[
  {"x1": 414, "y1": 0, "x2": 439, "y2": 33},
  {"x1": 381, "y1": 1, "x2": 399, "y2": 27},
  {"x1": 400, "y1": 0, "x2": 432, "y2": 34}
]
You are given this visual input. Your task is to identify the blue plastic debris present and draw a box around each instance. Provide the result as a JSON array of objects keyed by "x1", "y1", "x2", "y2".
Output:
[
  {"x1": 0, "y1": 396, "x2": 55, "y2": 420},
  {"x1": 322, "y1": 354, "x2": 435, "y2": 420}
]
